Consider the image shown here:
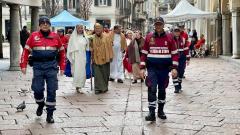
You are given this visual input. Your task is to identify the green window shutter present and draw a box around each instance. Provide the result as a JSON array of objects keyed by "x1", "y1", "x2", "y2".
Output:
[
  {"x1": 95, "y1": 0, "x2": 99, "y2": 6},
  {"x1": 107, "y1": 0, "x2": 112, "y2": 6}
]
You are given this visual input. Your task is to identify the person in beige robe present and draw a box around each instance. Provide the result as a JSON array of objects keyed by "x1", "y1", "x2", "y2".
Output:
[{"x1": 90, "y1": 23, "x2": 113, "y2": 94}]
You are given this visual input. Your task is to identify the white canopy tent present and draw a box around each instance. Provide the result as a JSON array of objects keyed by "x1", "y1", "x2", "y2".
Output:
[{"x1": 162, "y1": 0, "x2": 217, "y2": 22}]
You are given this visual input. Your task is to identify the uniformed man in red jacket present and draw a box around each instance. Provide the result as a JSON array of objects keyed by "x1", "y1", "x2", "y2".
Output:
[
  {"x1": 179, "y1": 24, "x2": 189, "y2": 78},
  {"x1": 57, "y1": 29, "x2": 69, "y2": 50},
  {"x1": 140, "y1": 17, "x2": 178, "y2": 121},
  {"x1": 179, "y1": 24, "x2": 189, "y2": 45},
  {"x1": 20, "y1": 16, "x2": 66, "y2": 123},
  {"x1": 172, "y1": 26, "x2": 190, "y2": 93}
]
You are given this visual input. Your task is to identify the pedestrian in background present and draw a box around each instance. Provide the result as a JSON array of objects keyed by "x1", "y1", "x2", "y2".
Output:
[
  {"x1": 125, "y1": 30, "x2": 144, "y2": 84},
  {"x1": 57, "y1": 29, "x2": 69, "y2": 50},
  {"x1": 172, "y1": 26, "x2": 190, "y2": 93},
  {"x1": 126, "y1": 30, "x2": 133, "y2": 46},
  {"x1": 20, "y1": 16, "x2": 65, "y2": 123},
  {"x1": 20, "y1": 26, "x2": 30, "y2": 49},
  {"x1": 190, "y1": 29, "x2": 198, "y2": 57},
  {"x1": 123, "y1": 30, "x2": 134, "y2": 79}
]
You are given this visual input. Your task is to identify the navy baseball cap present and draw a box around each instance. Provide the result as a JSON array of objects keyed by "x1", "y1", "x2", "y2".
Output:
[
  {"x1": 39, "y1": 16, "x2": 51, "y2": 26},
  {"x1": 154, "y1": 17, "x2": 164, "y2": 24}
]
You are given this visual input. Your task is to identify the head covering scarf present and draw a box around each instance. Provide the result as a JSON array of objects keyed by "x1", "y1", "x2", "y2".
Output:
[{"x1": 67, "y1": 24, "x2": 88, "y2": 63}]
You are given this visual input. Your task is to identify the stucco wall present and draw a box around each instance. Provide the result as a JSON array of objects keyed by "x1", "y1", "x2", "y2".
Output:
[{"x1": 2, "y1": 0, "x2": 41, "y2": 7}]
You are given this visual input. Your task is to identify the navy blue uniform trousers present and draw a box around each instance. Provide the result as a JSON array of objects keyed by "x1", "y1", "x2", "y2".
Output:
[
  {"x1": 31, "y1": 66, "x2": 58, "y2": 112},
  {"x1": 173, "y1": 53, "x2": 186, "y2": 90},
  {"x1": 146, "y1": 66, "x2": 170, "y2": 110}
]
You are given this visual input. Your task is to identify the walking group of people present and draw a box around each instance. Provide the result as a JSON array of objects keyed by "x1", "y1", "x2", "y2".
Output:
[{"x1": 19, "y1": 15, "x2": 194, "y2": 123}]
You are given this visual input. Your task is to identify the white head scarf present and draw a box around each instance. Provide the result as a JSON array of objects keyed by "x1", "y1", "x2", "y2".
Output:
[{"x1": 67, "y1": 24, "x2": 88, "y2": 63}]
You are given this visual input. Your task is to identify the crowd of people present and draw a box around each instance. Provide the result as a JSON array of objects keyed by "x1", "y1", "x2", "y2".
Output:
[{"x1": 19, "y1": 16, "x2": 206, "y2": 123}]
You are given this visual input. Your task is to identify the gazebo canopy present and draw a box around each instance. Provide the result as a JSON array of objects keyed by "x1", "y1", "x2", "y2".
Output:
[
  {"x1": 162, "y1": 0, "x2": 217, "y2": 22},
  {"x1": 50, "y1": 10, "x2": 88, "y2": 27}
]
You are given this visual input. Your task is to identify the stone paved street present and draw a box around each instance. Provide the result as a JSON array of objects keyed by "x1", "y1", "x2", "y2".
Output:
[{"x1": 0, "y1": 57, "x2": 240, "y2": 135}]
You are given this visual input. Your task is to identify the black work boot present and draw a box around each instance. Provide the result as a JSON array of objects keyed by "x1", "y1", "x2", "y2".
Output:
[
  {"x1": 36, "y1": 102, "x2": 45, "y2": 116},
  {"x1": 174, "y1": 88, "x2": 180, "y2": 93},
  {"x1": 158, "y1": 103, "x2": 167, "y2": 119},
  {"x1": 179, "y1": 83, "x2": 182, "y2": 91},
  {"x1": 109, "y1": 78, "x2": 114, "y2": 82},
  {"x1": 174, "y1": 85, "x2": 180, "y2": 93},
  {"x1": 132, "y1": 80, "x2": 137, "y2": 84},
  {"x1": 46, "y1": 111, "x2": 54, "y2": 123},
  {"x1": 145, "y1": 110, "x2": 156, "y2": 121},
  {"x1": 117, "y1": 79, "x2": 124, "y2": 83}
]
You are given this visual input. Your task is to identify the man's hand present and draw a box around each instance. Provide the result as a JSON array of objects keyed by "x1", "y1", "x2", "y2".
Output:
[
  {"x1": 140, "y1": 69, "x2": 145, "y2": 79},
  {"x1": 60, "y1": 70, "x2": 64, "y2": 76},
  {"x1": 21, "y1": 68, "x2": 27, "y2": 75},
  {"x1": 171, "y1": 69, "x2": 178, "y2": 78},
  {"x1": 186, "y1": 60, "x2": 190, "y2": 66}
]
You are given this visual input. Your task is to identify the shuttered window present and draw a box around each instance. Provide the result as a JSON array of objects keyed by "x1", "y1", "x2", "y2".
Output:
[
  {"x1": 95, "y1": 0, "x2": 98, "y2": 6},
  {"x1": 107, "y1": 0, "x2": 112, "y2": 6},
  {"x1": 97, "y1": 0, "x2": 111, "y2": 6}
]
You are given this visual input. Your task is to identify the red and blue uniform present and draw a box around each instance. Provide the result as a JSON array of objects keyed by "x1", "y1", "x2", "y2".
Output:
[
  {"x1": 140, "y1": 31, "x2": 179, "y2": 111},
  {"x1": 180, "y1": 31, "x2": 189, "y2": 45},
  {"x1": 172, "y1": 35, "x2": 190, "y2": 92},
  {"x1": 59, "y1": 35, "x2": 69, "y2": 50},
  {"x1": 20, "y1": 31, "x2": 65, "y2": 113}
]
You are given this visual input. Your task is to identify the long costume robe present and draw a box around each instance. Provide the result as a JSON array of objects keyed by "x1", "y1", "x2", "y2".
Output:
[
  {"x1": 90, "y1": 34, "x2": 113, "y2": 92},
  {"x1": 67, "y1": 29, "x2": 89, "y2": 88},
  {"x1": 109, "y1": 33, "x2": 127, "y2": 80}
]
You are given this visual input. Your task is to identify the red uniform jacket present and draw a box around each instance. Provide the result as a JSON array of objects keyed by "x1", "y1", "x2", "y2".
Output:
[
  {"x1": 140, "y1": 32, "x2": 179, "y2": 69},
  {"x1": 59, "y1": 35, "x2": 69, "y2": 49},
  {"x1": 180, "y1": 31, "x2": 188, "y2": 41},
  {"x1": 20, "y1": 31, "x2": 66, "y2": 70},
  {"x1": 195, "y1": 38, "x2": 205, "y2": 49},
  {"x1": 174, "y1": 36, "x2": 190, "y2": 61}
]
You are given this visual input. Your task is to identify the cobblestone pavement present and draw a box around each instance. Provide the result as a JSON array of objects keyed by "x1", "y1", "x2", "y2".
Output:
[{"x1": 0, "y1": 57, "x2": 240, "y2": 135}]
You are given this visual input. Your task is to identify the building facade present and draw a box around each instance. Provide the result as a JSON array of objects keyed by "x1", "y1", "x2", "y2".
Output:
[
  {"x1": 89, "y1": 0, "x2": 132, "y2": 29},
  {"x1": 194, "y1": 0, "x2": 240, "y2": 59},
  {"x1": 1, "y1": 5, "x2": 32, "y2": 38},
  {"x1": 89, "y1": 0, "x2": 116, "y2": 28}
]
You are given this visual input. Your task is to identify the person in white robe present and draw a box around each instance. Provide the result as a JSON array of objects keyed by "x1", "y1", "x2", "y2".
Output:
[
  {"x1": 67, "y1": 24, "x2": 89, "y2": 93},
  {"x1": 109, "y1": 25, "x2": 127, "y2": 83}
]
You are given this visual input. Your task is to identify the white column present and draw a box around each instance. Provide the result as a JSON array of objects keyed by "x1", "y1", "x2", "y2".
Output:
[
  {"x1": 9, "y1": 4, "x2": 20, "y2": 71},
  {"x1": 0, "y1": 3, "x2": 3, "y2": 58},
  {"x1": 231, "y1": 9, "x2": 240, "y2": 59},
  {"x1": 222, "y1": 13, "x2": 231, "y2": 56},
  {"x1": 191, "y1": 20, "x2": 195, "y2": 30}
]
